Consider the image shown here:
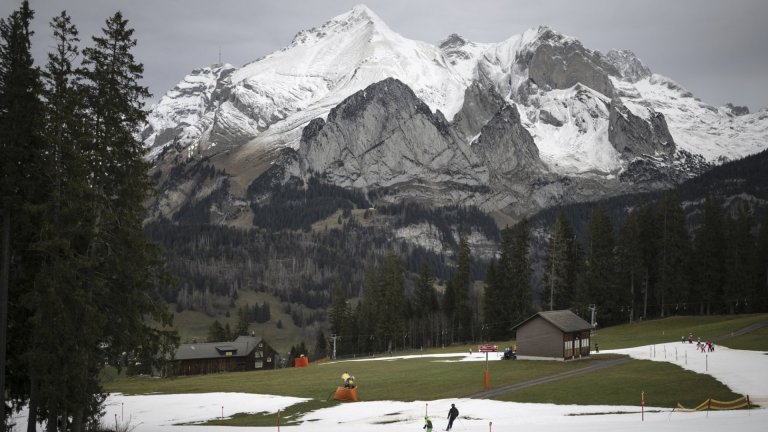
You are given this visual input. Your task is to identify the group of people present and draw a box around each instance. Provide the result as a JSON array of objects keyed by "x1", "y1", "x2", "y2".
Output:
[
  {"x1": 424, "y1": 403, "x2": 459, "y2": 432},
  {"x1": 682, "y1": 333, "x2": 715, "y2": 352}
]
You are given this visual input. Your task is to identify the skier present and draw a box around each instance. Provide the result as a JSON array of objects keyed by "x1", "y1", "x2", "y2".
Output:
[
  {"x1": 446, "y1": 404, "x2": 459, "y2": 430},
  {"x1": 423, "y1": 416, "x2": 433, "y2": 432}
]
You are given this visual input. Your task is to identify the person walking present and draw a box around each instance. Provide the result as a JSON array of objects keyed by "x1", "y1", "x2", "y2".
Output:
[
  {"x1": 423, "y1": 416, "x2": 433, "y2": 432},
  {"x1": 446, "y1": 404, "x2": 459, "y2": 431}
]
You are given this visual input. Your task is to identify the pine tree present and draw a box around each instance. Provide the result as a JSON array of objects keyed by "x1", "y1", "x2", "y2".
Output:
[
  {"x1": 655, "y1": 192, "x2": 691, "y2": 317},
  {"x1": 693, "y1": 197, "x2": 726, "y2": 314},
  {"x1": 755, "y1": 214, "x2": 768, "y2": 312},
  {"x1": 543, "y1": 212, "x2": 577, "y2": 311},
  {"x1": 616, "y1": 211, "x2": 642, "y2": 323},
  {"x1": 313, "y1": 330, "x2": 328, "y2": 359},
  {"x1": 724, "y1": 204, "x2": 756, "y2": 314},
  {"x1": 446, "y1": 236, "x2": 472, "y2": 342},
  {"x1": 0, "y1": 2, "x2": 46, "y2": 428},
  {"x1": 207, "y1": 320, "x2": 226, "y2": 342},
  {"x1": 329, "y1": 282, "x2": 347, "y2": 336},
  {"x1": 582, "y1": 208, "x2": 619, "y2": 325}
]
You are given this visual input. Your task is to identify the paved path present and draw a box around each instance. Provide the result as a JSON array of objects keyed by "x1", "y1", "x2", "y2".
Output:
[
  {"x1": 714, "y1": 320, "x2": 768, "y2": 340},
  {"x1": 466, "y1": 357, "x2": 632, "y2": 399}
]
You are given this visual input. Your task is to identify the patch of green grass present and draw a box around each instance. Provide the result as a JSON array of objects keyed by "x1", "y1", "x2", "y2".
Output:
[
  {"x1": 494, "y1": 359, "x2": 741, "y2": 408},
  {"x1": 592, "y1": 314, "x2": 768, "y2": 350},
  {"x1": 716, "y1": 325, "x2": 768, "y2": 351},
  {"x1": 170, "y1": 290, "x2": 311, "y2": 352},
  {"x1": 106, "y1": 354, "x2": 593, "y2": 400},
  {"x1": 201, "y1": 400, "x2": 339, "y2": 427}
]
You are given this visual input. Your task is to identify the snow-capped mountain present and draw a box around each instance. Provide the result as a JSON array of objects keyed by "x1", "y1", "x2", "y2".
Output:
[{"x1": 143, "y1": 4, "x2": 768, "y2": 224}]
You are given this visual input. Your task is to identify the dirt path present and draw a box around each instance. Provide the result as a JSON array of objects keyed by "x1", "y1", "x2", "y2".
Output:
[{"x1": 466, "y1": 357, "x2": 632, "y2": 399}]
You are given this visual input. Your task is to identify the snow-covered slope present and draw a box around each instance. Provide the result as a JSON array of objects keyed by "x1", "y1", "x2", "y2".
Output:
[{"x1": 142, "y1": 5, "x2": 768, "y2": 224}]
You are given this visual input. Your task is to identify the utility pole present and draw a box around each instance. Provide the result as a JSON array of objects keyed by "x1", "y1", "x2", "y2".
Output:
[{"x1": 330, "y1": 334, "x2": 338, "y2": 360}]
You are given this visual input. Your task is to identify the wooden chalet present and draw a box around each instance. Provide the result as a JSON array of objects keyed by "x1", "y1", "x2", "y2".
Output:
[
  {"x1": 512, "y1": 310, "x2": 593, "y2": 360},
  {"x1": 174, "y1": 336, "x2": 277, "y2": 375}
]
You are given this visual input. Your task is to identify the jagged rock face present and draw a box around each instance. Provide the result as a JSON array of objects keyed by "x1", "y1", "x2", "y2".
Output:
[
  {"x1": 298, "y1": 78, "x2": 488, "y2": 191},
  {"x1": 472, "y1": 104, "x2": 547, "y2": 182},
  {"x1": 725, "y1": 103, "x2": 750, "y2": 116},
  {"x1": 609, "y1": 99, "x2": 676, "y2": 157},
  {"x1": 527, "y1": 30, "x2": 619, "y2": 98},
  {"x1": 606, "y1": 49, "x2": 652, "y2": 82},
  {"x1": 451, "y1": 81, "x2": 507, "y2": 141}
]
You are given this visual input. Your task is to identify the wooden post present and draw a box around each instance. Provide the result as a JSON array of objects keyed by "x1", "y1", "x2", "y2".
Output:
[
  {"x1": 277, "y1": 409, "x2": 281, "y2": 432},
  {"x1": 489, "y1": 421, "x2": 493, "y2": 432},
  {"x1": 641, "y1": 391, "x2": 645, "y2": 421}
]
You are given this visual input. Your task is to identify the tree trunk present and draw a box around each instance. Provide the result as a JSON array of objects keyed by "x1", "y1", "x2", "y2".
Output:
[
  {"x1": 26, "y1": 378, "x2": 37, "y2": 432},
  {"x1": 71, "y1": 408, "x2": 83, "y2": 432}
]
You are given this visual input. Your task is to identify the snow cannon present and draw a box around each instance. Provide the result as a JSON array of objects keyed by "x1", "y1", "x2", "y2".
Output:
[
  {"x1": 294, "y1": 354, "x2": 309, "y2": 367},
  {"x1": 333, "y1": 372, "x2": 358, "y2": 401}
]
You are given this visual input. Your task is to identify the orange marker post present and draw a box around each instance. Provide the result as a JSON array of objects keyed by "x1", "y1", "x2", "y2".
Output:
[{"x1": 641, "y1": 391, "x2": 645, "y2": 421}]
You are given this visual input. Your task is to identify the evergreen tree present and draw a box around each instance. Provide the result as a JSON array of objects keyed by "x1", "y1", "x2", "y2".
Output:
[
  {"x1": 692, "y1": 197, "x2": 726, "y2": 314},
  {"x1": 656, "y1": 192, "x2": 691, "y2": 317},
  {"x1": 313, "y1": 330, "x2": 328, "y2": 359},
  {"x1": 329, "y1": 282, "x2": 347, "y2": 336},
  {"x1": 235, "y1": 308, "x2": 249, "y2": 336},
  {"x1": 543, "y1": 212, "x2": 577, "y2": 311},
  {"x1": 724, "y1": 204, "x2": 756, "y2": 314},
  {"x1": 755, "y1": 214, "x2": 768, "y2": 312},
  {"x1": 447, "y1": 236, "x2": 472, "y2": 341},
  {"x1": 413, "y1": 262, "x2": 439, "y2": 347},
  {"x1": 507, "y1": 220, "x2": 533, "y2": 325},
  {"x1": 582, "y1": 208, "x2": 619, "y2": 325},
  {"x1": 207, "y1": 320, "x2": 226, "y2": 342},
  {"x1": 616, "y1": 210, "x2": 643, "y2": 323},
  {"x1": 0, "y1": 2, "x2": 47, "y2": 428},
  {"x1": 483, "y1": 258, "x2": 506, "y2": 340},
  {"x1": 377, "y1": 251, "x2": 406, "y2": 351}
]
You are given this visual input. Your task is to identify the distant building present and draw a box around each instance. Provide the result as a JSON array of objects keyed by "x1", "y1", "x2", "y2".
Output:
[
  {"x1": 512, "y1": 310, "x2": 592, "y2": 360},
  {"x1": 173, "y1": 336, "x2": 277, "y2": 375}
]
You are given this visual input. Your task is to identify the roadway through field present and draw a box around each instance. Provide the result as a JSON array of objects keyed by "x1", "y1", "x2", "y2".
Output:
[{"x1": 465, "y1": 357, "x2": 633, "y2": 399}]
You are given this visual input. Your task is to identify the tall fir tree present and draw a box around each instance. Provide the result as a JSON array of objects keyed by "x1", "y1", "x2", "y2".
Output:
[
  {"x1": 756, "y1": 214, "x2": 768, "y2": 312},
  {"x1": 543, "y1": 211, "x2": 577, "y2": 311},
  {"x1": 655, "y1": 192, "x2": 691, "y2": 317},
  {"x1": 581, "y1": 208, "x2": 619, "y2": 326},
  {"x1": 692, "y1": 197, "x2": 726, "y2": 314},
  {"x1": 724, "y1": 204, "x2": 756, "y2": 314},
  {"x1": 616, "y1": 210, "x2": 643, "y2": 323},
  {"x1": 0, "y1": 2, "x2": 46, "y2": 428}
]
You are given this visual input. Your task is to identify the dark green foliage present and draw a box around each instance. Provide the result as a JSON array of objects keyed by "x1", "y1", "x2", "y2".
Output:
[
  {"x1": 484, "y1": 221, "x2": 534, "y2": 339},
  {"x1": 542, "y1": 211, "x2": 578, "y2": 311},
  {"x1": 1, "y1": 4, "x2": 177, "y2": 430},
  {"x1": 249, "y1": 176, "x2": 370, "y2": 231}
]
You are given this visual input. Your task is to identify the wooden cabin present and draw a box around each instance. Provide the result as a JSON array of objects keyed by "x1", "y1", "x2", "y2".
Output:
[
  {"x1": 173, "y1": 336, "x2": 277, "y2": 375},
  {"x1": 512, "y1": 310, "x2": 592, "y2": 360}
]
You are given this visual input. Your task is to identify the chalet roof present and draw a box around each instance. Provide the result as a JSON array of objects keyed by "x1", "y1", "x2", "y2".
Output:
[
  {"x1": 175, "y1": 336, "x2": 265, "y2": 361},
  {"x1": 512, "y1": 310, "x2": 592, "y2": 333}
]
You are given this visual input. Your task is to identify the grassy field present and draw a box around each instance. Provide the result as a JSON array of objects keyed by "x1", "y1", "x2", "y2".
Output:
[
  {"x1": 590, "y1": 314, "x2": 768, "y2": 350},
  {"x1": 495, "y1": 359, "x2": 740, "y2": 407},
  {"x1": 171, "y1": 290, "x2": 312, "y2": 351},
  {"x1": 105, "y1": 314, "x2": 767, "y2": 426}
]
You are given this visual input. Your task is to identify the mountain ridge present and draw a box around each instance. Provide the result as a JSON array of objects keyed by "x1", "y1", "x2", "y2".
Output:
[{"x1": 141, "y1": 4, "x2": 768, "y2": 226}]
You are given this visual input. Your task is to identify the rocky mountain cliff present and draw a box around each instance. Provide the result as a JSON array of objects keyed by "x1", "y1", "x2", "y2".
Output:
[{"x1": 143, "y1": 5, "x2": 768, "y2": 238}]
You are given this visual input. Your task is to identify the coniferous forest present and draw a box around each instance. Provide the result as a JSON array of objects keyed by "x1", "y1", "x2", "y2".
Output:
[{"x1": 1, "y1": 3, "x2": 176, "y2": 430}]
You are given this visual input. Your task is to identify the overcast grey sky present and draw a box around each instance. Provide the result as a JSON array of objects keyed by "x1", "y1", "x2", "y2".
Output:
[{"x1": 4, "y1": 0, "x2": 767, "y2": 111}]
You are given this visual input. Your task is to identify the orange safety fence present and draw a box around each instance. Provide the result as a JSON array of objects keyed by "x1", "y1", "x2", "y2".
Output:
[{"x1": 675, "y1": 395, "x2": 754, "y2": 412}]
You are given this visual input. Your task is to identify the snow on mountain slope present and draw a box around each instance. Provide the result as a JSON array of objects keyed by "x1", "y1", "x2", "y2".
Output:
[
  {"x1": 615, "y1": 74, "x2": 768, "y2": 163},
  {"x1": 225, "y1": 6, "x2": 471, "y2": 140},
  {"x1": 143, "y1": 5, "x2": 768, "y2": 185}
]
